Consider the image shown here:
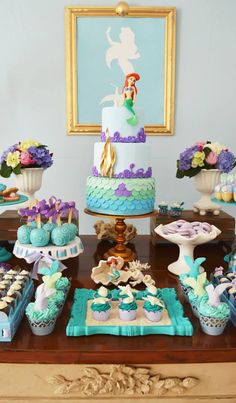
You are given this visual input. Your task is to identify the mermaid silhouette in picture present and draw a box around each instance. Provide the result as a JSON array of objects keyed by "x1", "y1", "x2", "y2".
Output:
[
  {"x1": 122, "y1": 72, "x2": 140, "y2": 126},
  {"x1": 106, "y1": 27, "x2": 140, "y2": 75}
]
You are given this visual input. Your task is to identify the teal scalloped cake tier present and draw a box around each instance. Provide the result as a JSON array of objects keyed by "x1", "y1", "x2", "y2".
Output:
[
  {"x1": 26, "y1": 302, "x2": 59, "y2": 323},
  {"x1": 86, "y1": 176, "x2": 155, "y2": 215},
  {"x1": 198, "y1": 300, "x2": 230, "y2": 319}
]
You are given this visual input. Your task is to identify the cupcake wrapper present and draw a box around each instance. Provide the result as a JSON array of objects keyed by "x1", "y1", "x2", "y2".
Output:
[
  {"x1": 92, "y1": 309, "x2": 110, "y2": 322},
  {"x1": 190, "y1": 303, "x2": 199, "y2": 318},
  {"x1": 180, "y1": 284, "x2": 190, "y2": 301},
  {"x1": 119, "y1": 309, "x2": 137, "y2": 321},
  {"x1": 199, "y1": 314, "x2": 229, "y2": 336},
  {"x1": 27, "y1": 318, "x2": 56, "y2": 336},
  {"x1": 56, "y1": 302, "x2": 65, "y2": 317},
  {"x1": 144, "y1": 309, "x2": 163, "y2": 322}
]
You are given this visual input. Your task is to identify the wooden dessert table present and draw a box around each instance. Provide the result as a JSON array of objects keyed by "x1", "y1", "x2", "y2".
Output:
[{"x1": 0, "y1": 236, "x2": 236, "y2": 402}]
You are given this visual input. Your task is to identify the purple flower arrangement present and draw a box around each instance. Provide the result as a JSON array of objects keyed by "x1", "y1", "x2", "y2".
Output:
[
  {"x1": 176, "y1": 141, "x2": 236, "y2": 178},
  {"x1": 0, "y1": 139, "x2": 53, "y2": 178}
]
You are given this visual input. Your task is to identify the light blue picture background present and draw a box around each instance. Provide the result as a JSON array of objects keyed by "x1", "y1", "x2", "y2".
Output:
[{"x1": 76, "y1": 17, "x2": 165, "y2": 125}]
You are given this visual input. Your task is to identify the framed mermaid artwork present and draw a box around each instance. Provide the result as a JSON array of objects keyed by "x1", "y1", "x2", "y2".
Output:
[{"x1": 65, "y1": 4, "x2": 176, "y2": 135}]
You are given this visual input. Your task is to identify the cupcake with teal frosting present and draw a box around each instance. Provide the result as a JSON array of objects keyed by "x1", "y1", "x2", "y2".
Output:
[
  {"x1": 48, "y1": 290, "x2": 65, "y2": 315},
  {"x1": 188, "y1": 289, "x2": 208, "y2": 318},
  {"x1": 143, "y1": 296, "x2": 165, "y2": 322},
  {"x1": 198, "y1": 283, "x2": 230, "y2": 336},
  {"x1": 91, "y1": 297, "x2": 111, "y2": 321},
  {"x1": 180, "y1": 256, "x2": 206, "y2": 301},
  {"x1": 184, "y1": 269, "x2": 208, "y2": 318},
  {"x1": 55, "y1": 276, "x2": 71, "y2": 296},
  {"x1": 118, "y1": 284, "x2": 136, "y2": 302},
  {"x1": 25, "y1": 283, "x2": 59, "y2": 336},
  {"x1": 94, "y1": 286, "x2": 112, "y2": 301},
  {"x1": 119, "y1": 294, "x2": 137, "y2": 321},
  {"x1": 144, "y1": 284, "x2": 161, "y2": 299}
]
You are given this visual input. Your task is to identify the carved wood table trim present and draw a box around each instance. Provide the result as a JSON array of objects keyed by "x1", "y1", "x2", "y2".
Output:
[{"x1": 0, "y1": 236, "x2": 235, "y2": 401}]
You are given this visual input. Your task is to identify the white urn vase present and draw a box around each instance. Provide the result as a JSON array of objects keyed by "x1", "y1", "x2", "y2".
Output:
[
  {"x1": 15, "y1": 168, "x2": 44, "y2": 206},
  {"x1": 192, "y1": 169, "x2": 221, "y2": 216}
]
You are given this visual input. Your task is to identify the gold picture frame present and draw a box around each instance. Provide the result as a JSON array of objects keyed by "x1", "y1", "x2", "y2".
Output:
[{"x1": 65, "y1": 4, "x2": 176, "y2": 135}]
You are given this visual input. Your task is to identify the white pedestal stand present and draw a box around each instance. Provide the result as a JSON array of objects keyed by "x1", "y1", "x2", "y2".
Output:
[{"x1": 155, "y1": 225, "x2": 221, "y2": 275}]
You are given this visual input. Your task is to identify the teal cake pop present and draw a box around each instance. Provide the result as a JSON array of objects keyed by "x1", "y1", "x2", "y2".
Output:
[
  {"x1": 51, "y1": 226, "x2": 70, "y2": 246},
  {"x1": 29, "y1": 221, "x2": 37, "y2": 229},
  {"x1": 30, "y1": 228, "x2": 50, "y2": 247},
  {"x1": 17, "y1": 225, "x2": 31, "y2": 244},
  {"x1": 62, "y1": 223, "x2": 78, "y2": 241},
  {"x1": 62, "y1": 201, "x2": 78, "y2": 241},
  {"x1": 43, "y1": 221, "x2": 57, "y2": 233}
]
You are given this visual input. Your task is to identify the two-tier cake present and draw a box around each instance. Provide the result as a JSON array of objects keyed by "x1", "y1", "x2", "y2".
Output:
[{"x1": 86, "y1": 73, "x2": 155, "y2": 216}]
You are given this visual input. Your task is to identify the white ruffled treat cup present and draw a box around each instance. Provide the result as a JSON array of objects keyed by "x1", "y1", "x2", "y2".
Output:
[{"x1": 27, "y1": 317, "x2": 56, "y2": 336}]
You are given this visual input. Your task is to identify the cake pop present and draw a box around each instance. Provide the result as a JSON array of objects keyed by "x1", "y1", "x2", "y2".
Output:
[
  {"x1": 62, "y1": 201, "x2": 78, "y2": 241},
  {"x1": 29, "y1": 203, "x2": 50, "y2": 247},
  {"x1": 51, "y1": 202, "x2": 70, "y2": 246}
]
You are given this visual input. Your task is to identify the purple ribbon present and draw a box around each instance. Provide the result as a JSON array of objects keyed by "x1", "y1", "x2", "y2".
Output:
[{"x1": 24, "y1": 252, "x2": 67, "y2": 279}]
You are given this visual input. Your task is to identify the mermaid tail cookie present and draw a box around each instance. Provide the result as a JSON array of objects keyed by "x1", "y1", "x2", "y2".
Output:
[{"x1": 123, "y1": 99, "x2": 138, "y2": 126}]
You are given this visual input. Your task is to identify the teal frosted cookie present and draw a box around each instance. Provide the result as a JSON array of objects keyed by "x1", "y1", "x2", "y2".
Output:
[
  {"x1": 17, "y1": 225, "x2": 31, "y2": 244},
  {"x1": 51, "y1": 226, "x2": 70, "y2": 246},
  {"x1": 30, "y1": 228, "x2": 50, "y2": 247}
]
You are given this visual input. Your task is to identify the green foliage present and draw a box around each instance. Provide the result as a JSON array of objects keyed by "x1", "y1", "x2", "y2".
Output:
[
  {"x1": 176, "y1": 166, "x2": 201, "y2": 179},
  {"x1": 13, "y1": 164, "x2": 21, "y2": 175},
  {"x1": 0, "y1": 161, "x2": 12, "y2": 178}
]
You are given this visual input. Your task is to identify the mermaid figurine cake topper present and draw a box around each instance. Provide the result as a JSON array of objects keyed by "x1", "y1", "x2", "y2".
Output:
[{"x1": 122, "y1": 72, "x2": 140, "y2": 126}]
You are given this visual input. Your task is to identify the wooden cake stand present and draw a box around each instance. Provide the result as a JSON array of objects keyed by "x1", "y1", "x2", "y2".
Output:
[{"x1": 84, "y1": 208, "x2": 158, "y2": 262}]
